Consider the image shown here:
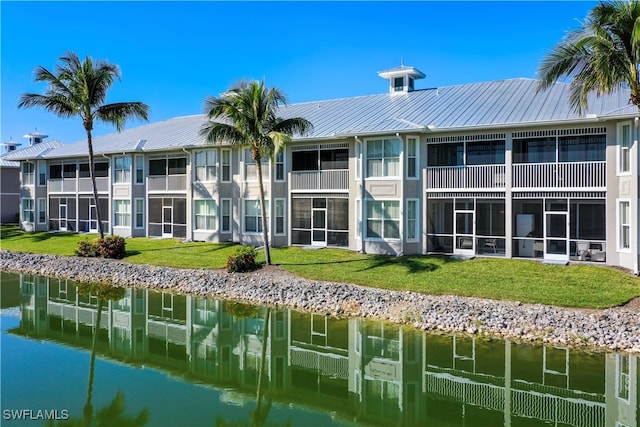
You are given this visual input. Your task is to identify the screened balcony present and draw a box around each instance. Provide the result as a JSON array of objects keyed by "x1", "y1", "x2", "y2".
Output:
[
  {"x1": 147, "y1": 157, "x2": 187, "y2": 193},
  {"x1": 290, "y1": 145, "x2": 349, "y2": 191}
]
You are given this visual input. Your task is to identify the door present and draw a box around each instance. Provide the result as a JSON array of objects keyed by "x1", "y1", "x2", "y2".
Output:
[
  {"x1": 545, "y1": 212, "x2": 569, "y2": 261},
  {"x1": 312, "y1": 198, "x2": 327, "y2": 246},
  {"x1": 88, "y1": 201, "x2": 98, "y2": 233},
  {"x1": 162, "y1": 206, "x2": 172, "y2": 237},
  {"x1": 59, "y1": 202, "x2": 68, "y2": 231},
  {"x1": 454, "y1": 199, "x2": 474, "y2": 256}
]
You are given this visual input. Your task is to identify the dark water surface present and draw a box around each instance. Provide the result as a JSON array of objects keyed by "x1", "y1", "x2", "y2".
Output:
[{"x1": 1, "y1": 271, "x2": 638, "y2": 426}]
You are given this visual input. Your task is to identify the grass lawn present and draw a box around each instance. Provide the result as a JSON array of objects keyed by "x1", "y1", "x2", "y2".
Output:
[{"x1": 1, "y1": 225, "x2": 639, "y2": 308}]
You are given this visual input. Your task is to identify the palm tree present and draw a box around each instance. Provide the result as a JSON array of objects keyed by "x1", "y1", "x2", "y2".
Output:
[
  {"x1": 18, "y1": 52, "x2": 150, "y2": 238},
  {"x1": 200, "y1": 80, "x2": 312, "y2": 265},
  {"x1": 538, "y1": 0, "x2": 640, "y2": 112}
]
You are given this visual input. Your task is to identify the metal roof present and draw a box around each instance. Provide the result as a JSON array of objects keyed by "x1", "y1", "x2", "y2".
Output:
[
  {"x1": 2, "y1": 140, "x2": 65, "y2": 161},
  {"x1": 0, "y1": 158, "x2": 19, "y2": 168},
  {"x1": 24, "y1": 78, "x2": 640, "y2": 159}
]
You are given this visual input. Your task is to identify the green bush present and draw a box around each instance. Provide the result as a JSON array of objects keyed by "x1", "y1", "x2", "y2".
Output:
[
  {"x1": 75, "y1": 236, "x2": 126, "y2": 259},
  {"x1": 226, "y1": 246, "x2": 259, "y2": 273}
]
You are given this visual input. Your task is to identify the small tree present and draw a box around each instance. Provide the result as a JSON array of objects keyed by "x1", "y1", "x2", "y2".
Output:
[
  {"x1": 200, "y1": 80, "x2": 312, "y2": 264},
  {"x1": 19, "y1": 52, "x2": 150, "y2": 238}
]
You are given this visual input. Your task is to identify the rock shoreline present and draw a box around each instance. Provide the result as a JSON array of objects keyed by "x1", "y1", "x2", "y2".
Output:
[{"x1": 1, "y1": 250, "x2": 639, "y2": 354}]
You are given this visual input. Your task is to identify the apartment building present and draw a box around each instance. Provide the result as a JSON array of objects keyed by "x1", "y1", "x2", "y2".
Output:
[{"x1": 5, "y1": 65, "x2": 640, "y2": 272}]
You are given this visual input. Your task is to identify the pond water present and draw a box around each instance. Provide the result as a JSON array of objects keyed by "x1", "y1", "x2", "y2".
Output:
[{"x1": 1, "y1": 271, "x2": 638, "y2": 427}]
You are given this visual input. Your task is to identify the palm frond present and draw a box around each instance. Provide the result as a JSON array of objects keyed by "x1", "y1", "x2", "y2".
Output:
[{"x1": 95, "y1": 102, "x2": 150, "y2": 132}]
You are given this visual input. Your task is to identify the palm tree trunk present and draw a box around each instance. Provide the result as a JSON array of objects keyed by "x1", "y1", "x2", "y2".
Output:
[
  {"x1": 86, "y1": 130, "x2": 105, "y2": 239},
  {"x1": 83, "y1": 298, "x2": 103, "y2": 426},
  {"x1": 254, "y1": 308, "x2": 271, "y2": 426},
  {"x1": 255, "y1": 160, "x2": 272, "y2": 265}
]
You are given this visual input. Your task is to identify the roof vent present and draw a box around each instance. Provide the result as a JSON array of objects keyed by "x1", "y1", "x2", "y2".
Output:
[
  {"x1": 378, "y1": 62, "x2": 425, "y2": 94},
  {"x1": 23, "y1": 130, "x2": 48, "y2": 146}
]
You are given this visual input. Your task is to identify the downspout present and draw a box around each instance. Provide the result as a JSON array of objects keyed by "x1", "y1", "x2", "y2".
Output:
[
  {"x1": 396, "y1": 132, "x2": 405, "y2": 257},
  {"x1": 182, "y1": 148, "x2": 192, "y2": 242},
  {"x1": 355, "y1": 136, "x2": 365, "y2": 253}
]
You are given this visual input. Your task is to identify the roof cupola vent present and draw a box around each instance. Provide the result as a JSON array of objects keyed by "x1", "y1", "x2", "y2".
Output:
[
  {"x1": 23, "y1": 130, "x2": 48, "y2": 146},
  {"x1": 377, "y1": 62, "x2": 425, "y2": 94}
]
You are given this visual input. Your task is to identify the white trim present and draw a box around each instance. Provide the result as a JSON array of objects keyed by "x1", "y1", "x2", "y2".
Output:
[
  {"x1": 274, "y1": 151, "x2": 286, "y2": 182},
  {"x1": 134, "y1": 198, "x2": 145, "y2": 229},
  {"x1": 193, "y1": 149, "x2": 218, "y2": 183},
  {"x1": 113, "y1": 155, "x2": 132, "y2": 184},
  {"x1": 113, "y1": 199, "x2": 131, "y2": 228},
  {"x1": 617, "y1": 121, "x2": 632, "y2": 176},
  {"x1": 37, "y1": 198, "x2": 47, "y2": 225},
  {"x1": 364, "y1": 198, "x2": 401, "y2": 241},
  {"x1": 221, "y1": 198, "x2": 232, "y2": 233},
  {"x1": 406, "y1": 198, "x2": 419, "y2": 242},
  {"x1": 617, "y1": 198, "x2": 632, "y2": 252},
  {"x1": 274, "y1": 198, "x2": 286, "y2": 235},
  {"x1": 194, "y1": 199, "x2": 218, "y2": 231},
  {"x1": 134, "y1": 154, "x2": 145, "y2": 185},
  {"x1": 615, "y1": 354, "x2": 631, "y2": 403},
  {"x1": 406, "y1": 136, "x2": 419, "y2": 179},
  {"x1": 364, "y1": 137, "x2": 402, "y2": 179},
  {"x1": 243, "y1": 199, "x2": 269, "y2": 235},
  {"x1": 21, "y1": 198, "x2": 34, "y2": 224},
  {"x1": 37, "y1": 161, "x2": 47, "y2": 187},
  {"x1": 221, "y1": 149, "x2": 232, "y2": 183}
]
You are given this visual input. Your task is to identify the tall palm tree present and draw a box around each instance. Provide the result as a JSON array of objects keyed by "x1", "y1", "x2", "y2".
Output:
[
  {"x1": 18, "y1": 52, "x2": 150, "y2": 238},
  {"x1": 200, "y1": 80, "x2": 312, "y2": 265},
  {"x1": 538, "y1": 0, "x2": 640, "y2": 113}
]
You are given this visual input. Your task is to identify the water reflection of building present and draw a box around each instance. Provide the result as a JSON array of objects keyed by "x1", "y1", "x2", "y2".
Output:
[{"x1": 11, "y1": 274, "x2": 639, "y2": 427}]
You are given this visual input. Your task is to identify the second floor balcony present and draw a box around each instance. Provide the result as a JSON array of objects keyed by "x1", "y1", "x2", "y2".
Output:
[
  {"x1": 426, "y1": 161, "x2": 606, "y2": 191},
  {"x1": 289, "y1": 169, "x2": 350, "y2": 191},
  {"x1": 147, "y1": 175, "x2": 187, "y2": 192}
]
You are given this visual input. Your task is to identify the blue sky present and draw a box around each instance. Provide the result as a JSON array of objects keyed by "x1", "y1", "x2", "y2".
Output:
[{"x1": 1, "y1": 1, "x2": 598, "y2": 146}]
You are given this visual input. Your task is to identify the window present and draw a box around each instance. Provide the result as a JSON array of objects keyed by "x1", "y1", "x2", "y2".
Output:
[
  {"x1": 22, "y1": 162, "x2": 35, "y2": 185},
  {"x1": 49, "y1": 164, "x2": 62, "y2": 179},
  {"x1": 393, "y1": 77, "x2": 404, "y2": 92},
  {"x1": 513, "y1": 137, "x2": 556, "y2": 163},
  {"x1": 22, "y1": 199, "x2": 34, "y2": 223},
  {"x1": 221, "y1": 149, "x2": 231, "y2": 182},
  {"x1": 114, "y1": 200, "x2": 131, "y2": 227},
  {"x1": 619, "y1": 122, "x2": 632, "y2": 174},
  {"x1": 134, "y1": 198, "x2": 144, "y2": 229},
  {"x1": 244, "y1": 200, "x2": 268, "y2": 233},
  {"x1": 367, "y1": 139, "x2": 400, "y2": 177},
  {"x1": 195, "y1": 200, "x2": 217, "y2": 230},
  {"x1": 558, "y1": 135, "x2": 605, "y2": 162},
  {"x1": 63, "y1": 163, "x2": 76, "y2": 178},
  {"x1": 37, "y1": 198, "x2": 46, "y2": 224},
  {"x1": 135, "y1": 155, "x2": 144, "y2": 184},
  {"x1": 168, "y1": 158, "x2": 186, "y2": 175},
  {"x1": 467, "y1": 140, "x2": 505, "y2": 165},
  {"x1": 221, "y1": 199, "x2": 231, "y2": 232},
  {"x1": 366, "y1": 200, "x2": 400, "y2": 239},
  {"x1": 406, "y1": 199, "x2": 418, "y2": 241},
  {"x1": 114, "y1": 156, "x2": 131, "y2": 183},
  {"x1": 617, "y1": 354, "x2": 630, "y2": 401},
  {"x1": 195, "y1": 150, "x2": 217, "y2": 182},
  {"x1": 37, "y1": 161, "x2": 46, "y2": 186},
  {"x1": 244, "y1": 150, "x2": 269, "y2": 181},
  {"x1": 275, "y1": 199, "x2": 285, "y2": 235},
  {"x1": 79, "y1": 162, "x2": 108, "y2": 178},
  {"x1": 427, "y1": 143, "x2": 464, "y2": 166},
  {"x1": 406, "y1": 137, "x2": 418, "y2": 178},
  {"x1": 149, "y1": 159, "x2": 166, "y2": 176},
  {"x1": 619, "y1": 201, "x2": 630, "y2": 250},
  {"x1": 275, "y1": 151, "x2": 285, "y2": 181}
]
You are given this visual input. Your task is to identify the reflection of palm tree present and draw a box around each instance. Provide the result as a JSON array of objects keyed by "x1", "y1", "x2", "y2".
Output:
[
  {"x1": 216, "y1": 307, "x2": 290, "y2": 427},
  {"x1": 46, "y1": 391, "x2": 148, "y2": 427},
  {"x1": 75, "y1": 283, "x2": 148, "y2": 427}
]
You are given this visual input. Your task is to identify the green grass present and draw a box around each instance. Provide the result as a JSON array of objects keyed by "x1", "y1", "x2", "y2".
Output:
[{"x1": 2, "y1": 225, "x2": 639, "y2": 308}]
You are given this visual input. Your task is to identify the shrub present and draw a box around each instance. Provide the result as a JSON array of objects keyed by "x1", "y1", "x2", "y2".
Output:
[
  {"x1": 75, "y1": 236, "x2": 126, "y2": 259},
  {"x1": 226, "y1": 246, "x2": 259, "y2": 273}
]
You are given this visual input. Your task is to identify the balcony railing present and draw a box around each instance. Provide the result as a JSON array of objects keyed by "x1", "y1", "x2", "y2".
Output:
[
  {"x1": 48, "y1": 178, "x2": 76, "y2": 193},
  {"x1": 147, "y1": 175, "x2": 187, "y2": 192},
  {"x1": 78, "y1": 177, "x2": 109, "y2": 192},
  {"x1": 513, "y1": 161, "x2": 605, "y2": 189},
  {"x1": 426, "y1": 165, "x2": 505, "y2": 190},
  {"x1": 426, "y1": 162, "x2": 606, "y2": 191},
  {"x1": 289, "y1": 169, "x2": 349, "y2": 191}
]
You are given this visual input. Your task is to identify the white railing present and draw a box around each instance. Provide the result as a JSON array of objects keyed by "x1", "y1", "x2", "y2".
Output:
[
  {"x1": 513, "y1": 161, "x2": 605, "y2": 189},
  {"x1": 78, "y1": 177, "x2": 109, "y2": 192},
  {"x1": 289, "y1": 170, "x2": 349, "y2": 191},
  {"x1": 147, "y1": 175, "x2": 187, "y2": 192},
  {"x1": 48, "y1": 178, "x2": 76, "y2": 193},
  {"x1": 290, "y1": 347, "x2": 349, "y2": 379},
  {"x1": 426, "y1": 165, "x2": 506, "y2": 190}
]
